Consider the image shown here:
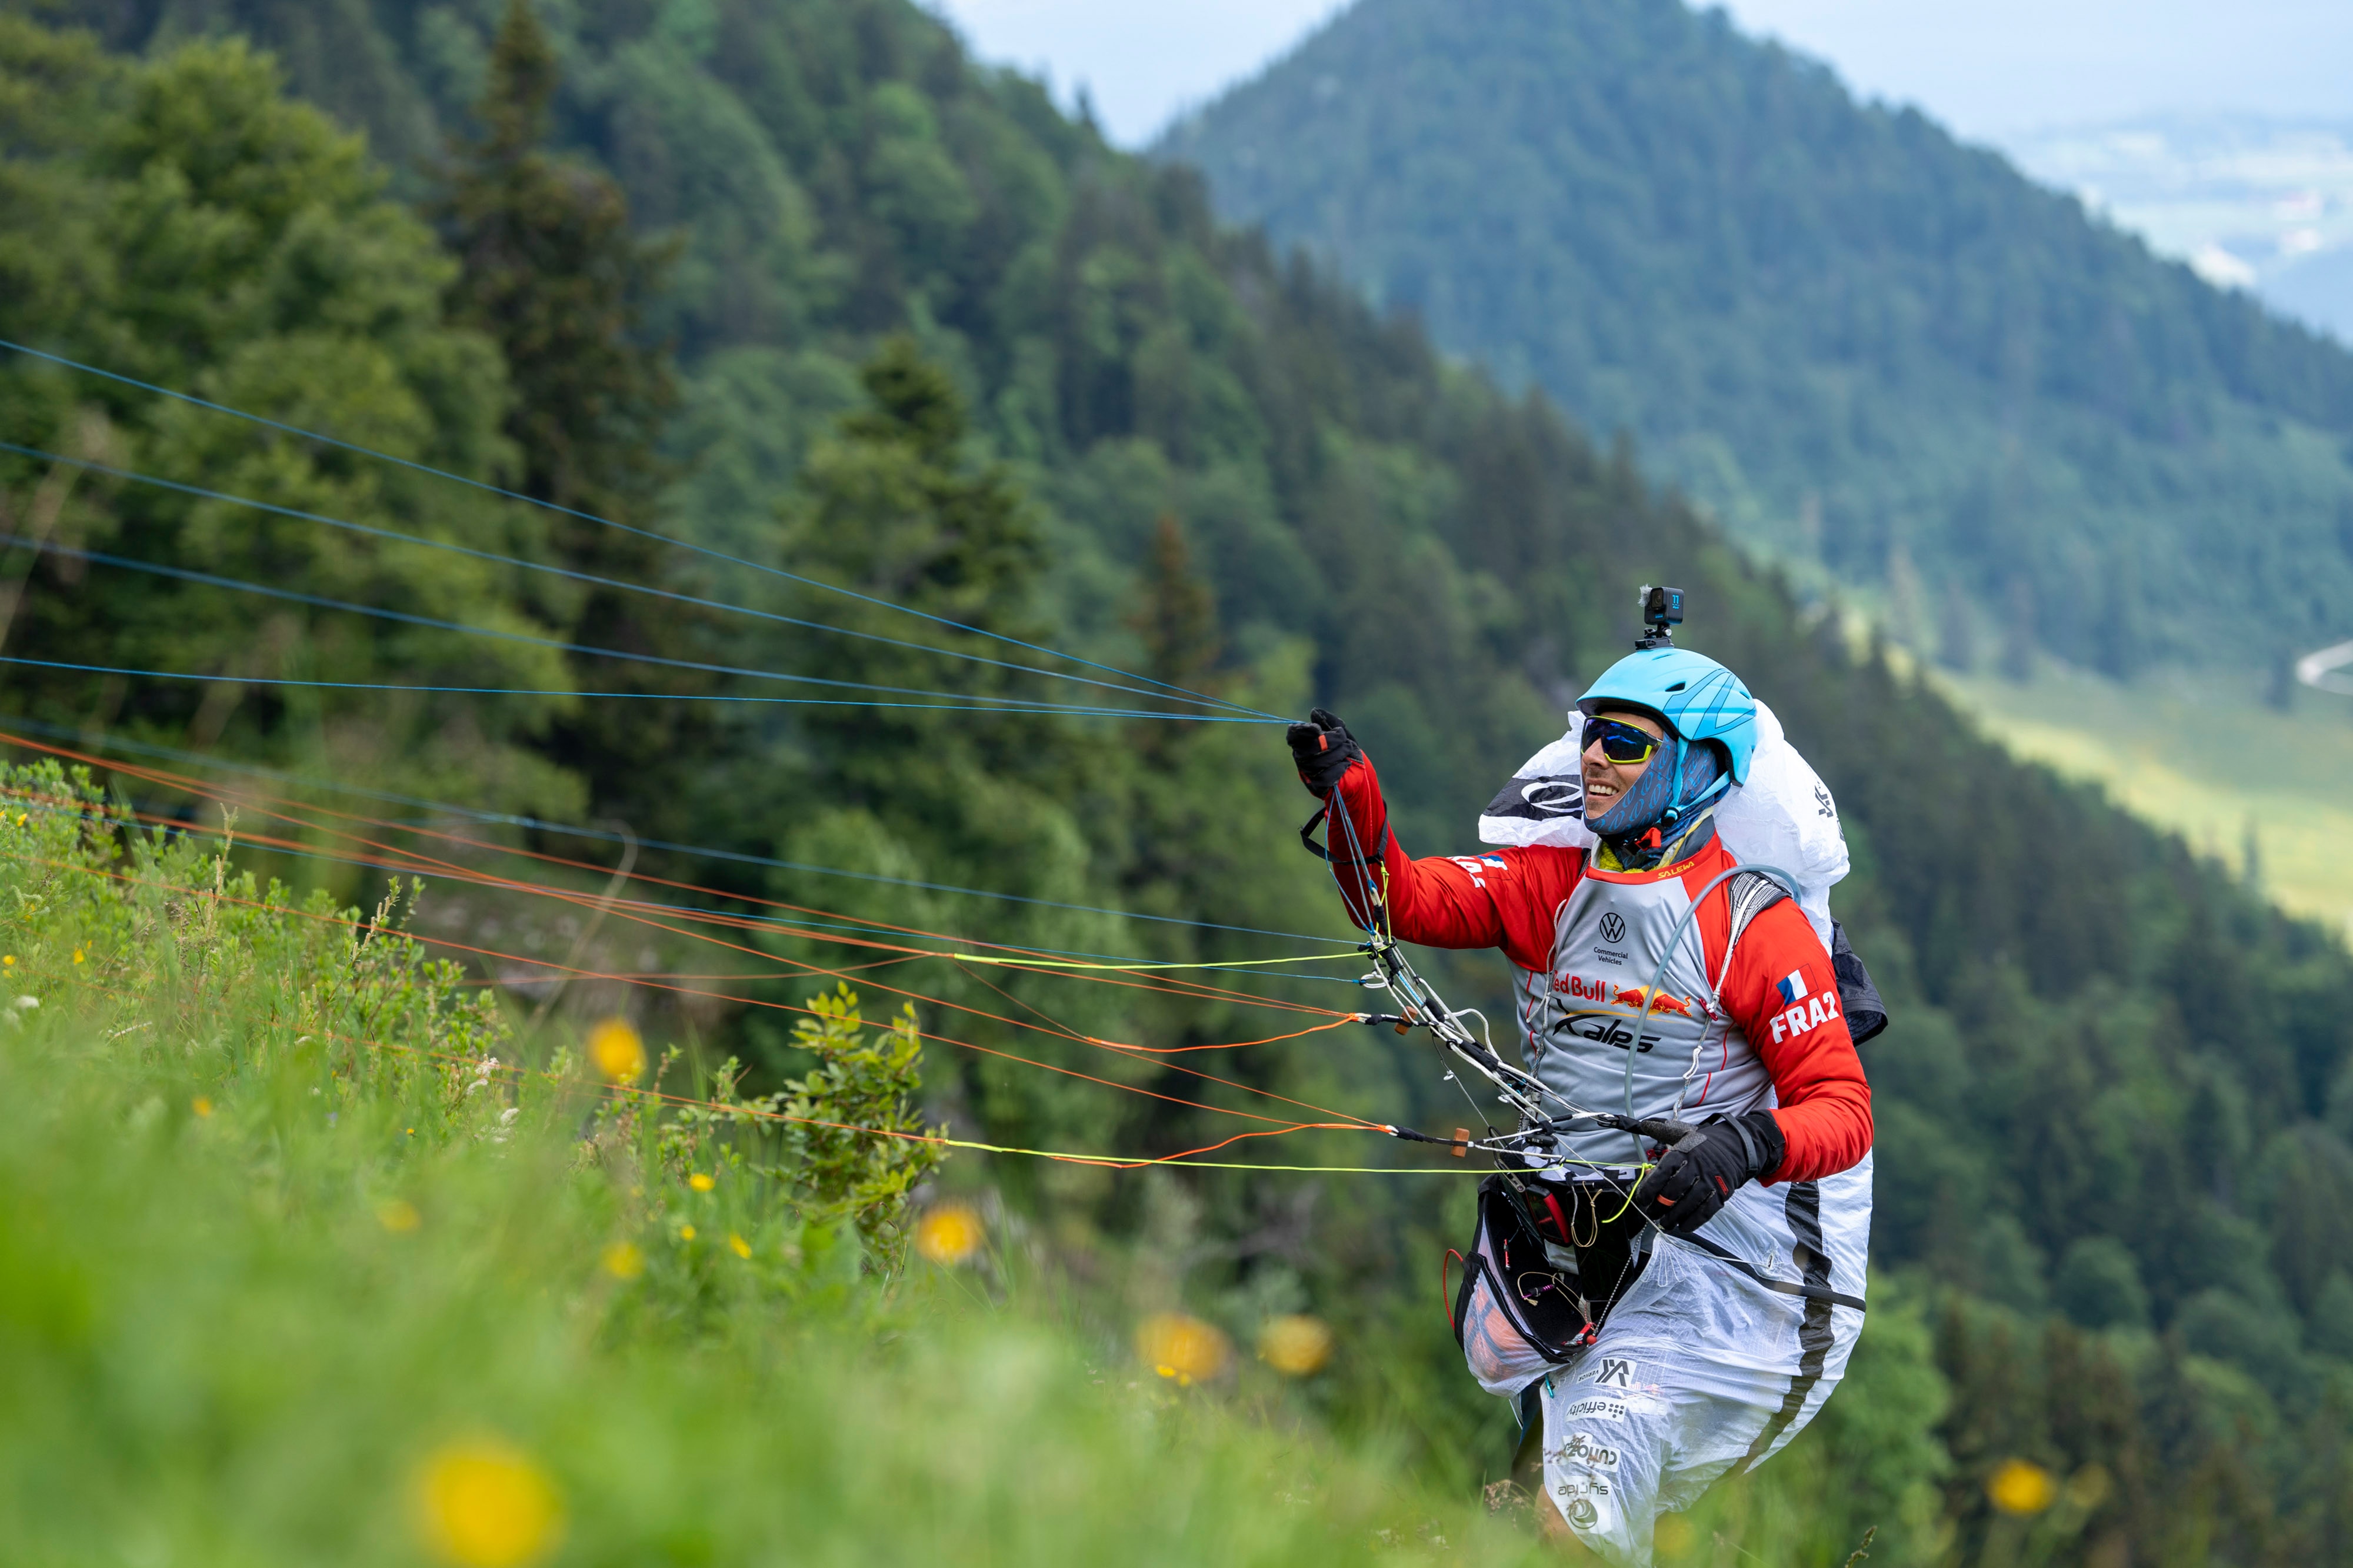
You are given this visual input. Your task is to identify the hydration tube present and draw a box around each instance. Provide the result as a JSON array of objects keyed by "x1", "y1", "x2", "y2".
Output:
[{"x1": 1617, "y1": 862, "x2": 1805, "y2": 1165}]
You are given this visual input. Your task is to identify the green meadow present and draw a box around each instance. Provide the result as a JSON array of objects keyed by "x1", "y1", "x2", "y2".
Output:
[
  {"x1": 1939, "y1": 668, "x2": 2353, "y2": 948},
  {"x1": 0, "y1": 759, "x2": 1945, "y2": 1566}
]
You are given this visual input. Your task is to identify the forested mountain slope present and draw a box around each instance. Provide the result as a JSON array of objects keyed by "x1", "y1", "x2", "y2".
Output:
[
  {"x1": 6, "y1": 2, "x2": 2353, "y2": 1559},
  {"x1": 1162, "y1": 0, "x2": 2353, "y2": 684}
]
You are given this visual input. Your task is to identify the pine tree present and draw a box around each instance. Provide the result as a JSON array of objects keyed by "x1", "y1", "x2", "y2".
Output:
[
  {"x1": 431, "y1": 0, "x2": 706, "y2": 826},
  {"x1": 436, "y1": 0, "x2": 673, "y2": 520},
  {"x1": 1129, "y1": 515, "x2": 1219, "y2": 713},
  {"x1": 778, "y1": 335, "x2": 1064, "y2": 805}
]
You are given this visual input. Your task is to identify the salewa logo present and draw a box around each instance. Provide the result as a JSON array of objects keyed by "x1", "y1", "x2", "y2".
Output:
[
  {"x1": 1768, "y1": 970, "x2": 1841, "y2": 1044},
  {"x1": 1814, "y1": 783, "x2": 1837, "y2": 819},
  {"x1": 1593, "y1": 1357, "x2": 1635, "y2": 1388}
]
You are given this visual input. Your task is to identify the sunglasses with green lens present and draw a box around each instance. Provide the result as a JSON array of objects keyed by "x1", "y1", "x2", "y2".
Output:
[{"x1": 1583, "y1": 715, "x2": 1663, "y2": 766}]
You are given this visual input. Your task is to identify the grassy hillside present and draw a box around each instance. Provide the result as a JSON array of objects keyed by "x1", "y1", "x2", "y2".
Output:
[
  {"x1": 1938, "y1": 667, "x2": 2353, "y2": 945},
  {"x1": 0, "y1": 760, "x2": 1505, "y2": 1564},
  {"x1": 0, "y1": 757, "x2": 1931, "y2": 1565},
  {"x1": 7, "y1": 4, "x2": 2353, "y2": 1560},
  {"x1": 1160, "y1": 0, "x2": 2353, "y2": 687}
]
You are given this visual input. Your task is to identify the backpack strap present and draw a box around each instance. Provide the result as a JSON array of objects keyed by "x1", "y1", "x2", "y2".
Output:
[
  {"x1": 1722, "y1": 871, "x2": 1894, "y2": 1046},
  {"x1": 1722, "y1": 869, "x2": 1789, "y2": 953}
]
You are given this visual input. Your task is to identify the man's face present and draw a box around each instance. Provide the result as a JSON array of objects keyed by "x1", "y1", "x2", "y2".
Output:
[{"x1": 1581, "y1": 707, "x2": 1667, "y2": 818}]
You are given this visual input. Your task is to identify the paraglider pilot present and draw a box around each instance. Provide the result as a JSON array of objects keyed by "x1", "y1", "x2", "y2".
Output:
[{"x1": 1289, "y1": 604, "x2": 1873, "y2": 1564}]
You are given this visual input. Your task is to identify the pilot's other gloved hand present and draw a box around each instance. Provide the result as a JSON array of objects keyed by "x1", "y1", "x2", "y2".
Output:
[
  {"x1": 1629, "y1": 1110, "x2": 1785, "y2": 1236},
  {"x1": 1286, "y1": 707, "x2": 1363, "y2": 797}
]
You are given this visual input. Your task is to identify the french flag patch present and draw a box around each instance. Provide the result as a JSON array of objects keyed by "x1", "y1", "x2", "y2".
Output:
[{"x1": 1768, "y1": 969, "x2": 1839, "y2": 1044}]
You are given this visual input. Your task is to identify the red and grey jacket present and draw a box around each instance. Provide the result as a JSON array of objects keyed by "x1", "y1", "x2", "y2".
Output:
[{"x1": 1321, "y1": 754, "x2": 1872, "y2": 1182}]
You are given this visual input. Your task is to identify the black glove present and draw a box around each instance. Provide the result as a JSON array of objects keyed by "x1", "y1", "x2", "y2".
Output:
[
  {"x1": 1629, "y1": 1111, "x2": 1785, "y2": 1236},
  {"x1": 1286, "y1": 707, "x2": 1363, "y2": 797}
]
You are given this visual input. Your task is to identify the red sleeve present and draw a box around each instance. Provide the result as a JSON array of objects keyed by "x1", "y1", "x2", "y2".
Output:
[
  {"x1": 1321, "y1": 755, "x2": 1579, "y2": 973},
  {"x1": 1717, "y1": 898, "x2": 1873, "y2": 1183}
]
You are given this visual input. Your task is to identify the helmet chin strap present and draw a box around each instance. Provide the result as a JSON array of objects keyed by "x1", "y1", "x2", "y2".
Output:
[
  {"x1": 1661, "y1": 735, "x2": 1689, "y2": 824},
  {"x1": 1658, "y1": 739, "x2": 1734, "y2": 828}
]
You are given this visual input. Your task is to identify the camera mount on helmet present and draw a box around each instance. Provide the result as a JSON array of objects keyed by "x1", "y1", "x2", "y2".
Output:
[{"x1": 1637, "y1": 584, "x2": 1684, "y2": 649}]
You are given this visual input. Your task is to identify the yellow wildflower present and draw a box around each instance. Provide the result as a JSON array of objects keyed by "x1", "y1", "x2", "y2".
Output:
[
  {"x1": 1257, "y1": 1315, "x2": 1336, "y2": 1377},
  {"x1": 601, "y1": 1242, "x2": 644, "y2": 1280},
  {"x1": 414, "y1": 1439, "x2": 564, "y2": 1567},
  {"x1": 679, "y1": 1225, "x2": 696, "y2": 1242},
  {"x1": 378, "y1": 1199, "x2": 423, "y2": 1234},
  {"x1": 1987, "y1": 1458, "x2": 2057, "y2": 1516},
  {"x1": 688, "y1": 1172, "x2": 715, "y2": 1192},
  {"x1": 914, "y1": 1202, "x2": 985, "y2": 1265},
  {"x1": 192, "y1": 1097, "x2": 213, "y2": 1118},
  {"x1": 1135, "y1": 1312, "x2": 1231, "y2": 1386},
  {"x1": 729, "y1": 1232, "x2": 751, "y2": 1259},
  {"x1": 586, "y1": 1016, "x2": 645, "y2": 1083}
]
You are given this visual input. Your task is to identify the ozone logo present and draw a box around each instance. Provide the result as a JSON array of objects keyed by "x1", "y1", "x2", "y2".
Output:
[
  {"x1": 1521, "y1": 779, "x2": 1583, "y2": 816},
  {"x1": 1598, "y1": 912, "x2": 1627, "y2": 945}
]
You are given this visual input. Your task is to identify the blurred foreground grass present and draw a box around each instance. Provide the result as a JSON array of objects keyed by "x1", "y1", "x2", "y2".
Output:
[
  {"x1": 0, "y1": 759, "x2": 1939, "y2": 1566},
  {"x1": 0, "y1": 759, "x2": 1561, "y2": 1566}
]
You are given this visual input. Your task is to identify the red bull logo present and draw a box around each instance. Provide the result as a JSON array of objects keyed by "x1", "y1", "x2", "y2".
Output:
[
  {"x1": 1551, "y1": 975, "x2": 1695, "y2": 1017},
  {"x1": 1612, "y1": 984, "x2": 1693, "y2": 1017}
]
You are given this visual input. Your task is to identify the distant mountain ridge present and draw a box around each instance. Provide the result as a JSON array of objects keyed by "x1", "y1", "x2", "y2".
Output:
[
  {"x1": 1161, "y1": 0, "x2": 2353, "y2": 682},
  {"x1": 1997, "y1": 112, "x2": 2353, "y2": 346}
]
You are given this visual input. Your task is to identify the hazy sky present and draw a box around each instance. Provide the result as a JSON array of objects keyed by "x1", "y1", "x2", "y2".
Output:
[{"x1": 930, "y1": 0, "x2": 2353, "y2": 148}]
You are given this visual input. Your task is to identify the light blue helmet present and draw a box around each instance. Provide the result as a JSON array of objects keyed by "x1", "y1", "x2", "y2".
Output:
[{"x1": 1578, "y1": 647, "x2": 1758, "y2": 785}]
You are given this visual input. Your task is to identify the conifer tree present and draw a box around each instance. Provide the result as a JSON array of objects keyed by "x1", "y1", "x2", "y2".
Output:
[
  {"x1": 1130, "y1": 515, "x2": 1219, "y2": 701},
  {"x1": 431, "y1": 0, "x2": 705, "y2": 826},
  {"x1": 436, "y1": 0, "x2": 673, "y2": 522},
  {"x1": 779, "y1": 335, "x2": 1064, "y2": 806}
]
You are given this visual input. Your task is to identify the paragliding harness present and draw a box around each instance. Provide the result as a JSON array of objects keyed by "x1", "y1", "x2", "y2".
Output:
[
  {"x1": 1442, "y1": 869, "x2": 1842, "y2": 1363},
  {"x1": 1449, "y1": 1172, "x2": 1645, "y2": 1365},
  {"x1": 1300, "y1": 798, "x2": 1881, "y2": 1358}
]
